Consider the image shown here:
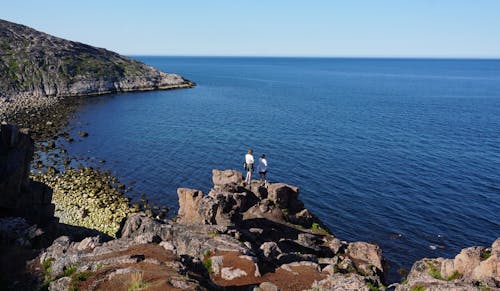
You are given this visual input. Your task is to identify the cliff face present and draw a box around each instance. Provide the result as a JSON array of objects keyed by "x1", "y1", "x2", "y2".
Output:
[{"x1": 0, "y1": 19, "x2": 193, "y2": 100}]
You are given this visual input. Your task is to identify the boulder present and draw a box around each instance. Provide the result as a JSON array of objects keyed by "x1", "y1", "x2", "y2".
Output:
[
  {"x1": 267, "y1": 183, "x2": 303, "y2": 212},
  {"x1": 212, "y1": 169, "x2": 243, "y2": 187},
  {"x1": 347, "y1": 241, "x2": 383, "y2": 272},
  {"x1": 287, "y1": 208, "x2": 314, "y2": 228},
  {"x1": 260, "y1": 242, "x2": 282, "y2": 260},
  {"x1": 471, "y1": 237, "x2": 500, "y2": 282},
  {"x1": 221, "y1": 267, "x2": 247, "y2": 280},
  {"x1": 255, "y1": 282, "x2": 280, "y2": 291},
  {"x1": 308, "y1": 273, "x2": 370, "y2": 291},
  {"x1": 448, "y1": 246, "x2": 484, "y2": 278},
  {"x1": 119, "y1": 212, "x2": 171, "y2": 241},
  {"x1": 169, "y1": 223, "x2": 250, "y2": 259},
  {"x1": 326, "y1": 237, "x2": 344, "y2": 255},
  {"x1": 395, "y1": 238, "x2": 500, "y2": 290},
  {"x1": 177, "y1": 188, "x2": 206, "y2": 224}
]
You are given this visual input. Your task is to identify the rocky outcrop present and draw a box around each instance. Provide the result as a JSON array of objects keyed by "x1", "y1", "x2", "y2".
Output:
[
  {"x1": 36, "y1": 169, "x2": 389, "y2": 290},
  {"x1": 0, "y1": 19, "x2": 194, "y2": 119},
  {"x1": 0, "y1": 124, "x2": 56, "y2": 227},
  {"x1": 395, "y1": 238, "x2": 500, "y2": 290},
  {"x1": 174, "y1": 169, "x2": 386, "y2": 289},
  {"x1": 37, "y1": 234, "x2": 201, "y2": 291},
  {"x1": 27, "y1": 165, "x2": 500, "y2": 290}
]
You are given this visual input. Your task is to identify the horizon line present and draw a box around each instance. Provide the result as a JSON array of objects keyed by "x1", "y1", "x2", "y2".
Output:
[{"x1": 126, "y1": 54, "x2": 500, "y2": 60}]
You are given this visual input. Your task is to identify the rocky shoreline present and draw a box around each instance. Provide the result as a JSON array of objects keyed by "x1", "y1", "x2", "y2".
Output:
[{"x1": 1, "y1": 123, "x2": 499, "y2": 290}]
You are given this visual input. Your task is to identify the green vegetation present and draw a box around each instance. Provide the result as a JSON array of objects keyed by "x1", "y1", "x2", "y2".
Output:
[
  {"x1": 425, "y1": 261, "x2": 442, "y2": 280},
  {"x1": 366, "y1": 281, "x2": 379, "y2": 291},
  {"x1": 42, "y1": 259, "x2": 53, "y2": 276},
  {"x1": 127, "y1": 272, "x2": 150, "y2": 291},
  {"x1": 73, "y1": 271, "x2": 92, "y2": 281},
  {"x1": 37, "y1": 261, "x2": 85, "y2": 291},
  {"x1": 62, "y1": 265, "x2": 77, "y2": 277},
  {"x1": 67, "y1": 271, "x2": 93, "y2": 291},
  {"x1": 410, "y1": 285, "x2": 426, "y2": 291},
  {"x1": 95, "y1": 262, "x2": 104, "y2": 270},
  {"x1": 481, "y1": 250, "x2": 491, "y2": 261},
  {"x1": 310, "y1": 222, "x2": 329, "y2": 234},
  {"x1": 202, "y1": 250, "x2": 214, "y2": 273},
  {"x1": 446, "y1": 270, "x2": 462, "y2": 281}
]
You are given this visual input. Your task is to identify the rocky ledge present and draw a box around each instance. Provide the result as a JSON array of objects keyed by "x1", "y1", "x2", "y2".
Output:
[
  {"x1": 36, "y1": 169, "x2": 387, "y2": 290},
  {"x1": 394, "y1": 238, "x2": 500, "y2": 291}
]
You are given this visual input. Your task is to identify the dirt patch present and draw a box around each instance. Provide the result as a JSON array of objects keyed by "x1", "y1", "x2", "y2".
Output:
[
  {"x1": 208, "y1": 250, "x2": 326, "y2": 290},
  {"x1": 73, "y1": 244, "x2": 200, "y2": 290}
]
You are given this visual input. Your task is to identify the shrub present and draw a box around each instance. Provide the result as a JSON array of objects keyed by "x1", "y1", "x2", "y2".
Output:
[
  {"x1": 63, "y1": 265, "x2": 77, "y2": 277},
  {"x1": 481, "y1": 251, "x2": 491, "y2": 261},
  {"x1": 73, "y1": 271, "x2": 92, "y2": 281},
  {"x1": 202, "y1": 250, "x2": 214, "y2": 273},
  {"x1": 42, "y1": 259, "x2": 53, "y2": 276},
  {"x1": 127, "y1": 272, "x2": 150, "y2": 291},
  {"x1": 425, "y1": 261, "x2": 442, "y2": 280},
  {"x1": 446, "y1": 270, "x2": 462, "y2": 281},
  {"x1": 366, "y1": 281, "x2": 379, "y2": 291}
]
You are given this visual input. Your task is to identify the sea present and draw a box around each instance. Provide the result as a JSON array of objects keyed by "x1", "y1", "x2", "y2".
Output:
[{"x1": 62, "y1": 57, "x2": 500, "y2": 281}]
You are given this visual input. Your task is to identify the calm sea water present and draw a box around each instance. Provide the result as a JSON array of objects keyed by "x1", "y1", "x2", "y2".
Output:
[{"x1": 63, "y1": 57, "x2": 500, "y2": 279}]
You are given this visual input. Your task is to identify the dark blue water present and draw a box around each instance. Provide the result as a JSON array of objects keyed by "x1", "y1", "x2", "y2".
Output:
[{"x1": 64, "y1": 57, "x2": 500, "y2": 278}]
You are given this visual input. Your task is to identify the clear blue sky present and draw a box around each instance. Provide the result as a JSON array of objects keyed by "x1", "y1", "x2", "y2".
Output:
[{"x1": 2, "y1": 0, "x2": 499, "y2": 58}]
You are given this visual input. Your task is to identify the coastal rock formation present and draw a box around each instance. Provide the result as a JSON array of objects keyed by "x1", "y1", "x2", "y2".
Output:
[
  {"x1": 0, "y1": 19, "x2": 194, "y2": 120},
  {"x1": 36, "y1": 169, "x2": 388, "y2": 290},
  {"x1": 395, "y1": 238, "x2": 500, "y2": 290},
  {"x1": 0, "y1": 124, "x2": 56, "y2": 227},
  {"x1": 174, "y1": 169, "x2": 386, "y2": 289}
]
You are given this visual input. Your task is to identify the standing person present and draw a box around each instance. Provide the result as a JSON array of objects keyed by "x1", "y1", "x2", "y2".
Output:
[
  {"x1": 244, "y1": 149, "x2": 254, "y2": 184},
  {"x1": 257, "y1": 153, "x2": 268, "y2": 184}
]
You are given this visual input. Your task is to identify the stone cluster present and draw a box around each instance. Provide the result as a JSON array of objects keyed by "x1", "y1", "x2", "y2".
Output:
[{"x1": 33, "y1": 166, "x2": 135, "y2": 237}]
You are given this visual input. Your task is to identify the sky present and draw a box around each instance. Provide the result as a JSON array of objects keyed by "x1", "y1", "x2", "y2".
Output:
[{"x1": 1, "y1": 0, "x2": 500, "y2": 58}]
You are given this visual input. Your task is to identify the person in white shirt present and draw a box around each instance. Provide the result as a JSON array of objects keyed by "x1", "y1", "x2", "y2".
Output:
[
  {"x1": 257, "y1": 153, "x2": 268, "y2": 183},
  {"x1": 244, "y1": 149, "x2": 254, "y2": 184}
]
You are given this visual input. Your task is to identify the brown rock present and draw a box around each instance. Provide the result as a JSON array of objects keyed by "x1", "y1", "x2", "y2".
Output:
[
  {"x1": 267, "y1": 183, "x2": 303, "y2": 211},
  {"x1": 308, "y1": 273, "x2": 370, "y2": 291},
  {"x1": 451, "y1": 246, "x2": 484, "y2": 278},
  {"x1": 212, "y1": 169, "x2": 243, "y2": 187},
  {"x1": 347, "y1": 241, "x2": 383, "y2": 272},
  {"x1": 177, "y1": 188, "x2": 204, "y2": 224}
]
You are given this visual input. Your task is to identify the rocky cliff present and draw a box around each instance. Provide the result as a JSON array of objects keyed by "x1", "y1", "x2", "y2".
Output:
[
  {"x1": 0, "y1": 124, "x2": 56, "y2": 228},
  {"x1": 0, "y1": 19, "x2": 194, "y2": 103}
]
